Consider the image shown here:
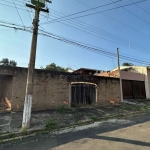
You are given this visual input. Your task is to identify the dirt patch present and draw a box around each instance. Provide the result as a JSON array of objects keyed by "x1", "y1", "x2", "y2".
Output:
[{"x1": 0, "y1": 102, "x2": 150, "y2": 134}]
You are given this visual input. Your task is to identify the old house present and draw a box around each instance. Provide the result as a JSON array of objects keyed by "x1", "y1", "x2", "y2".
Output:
[
  {"x1": 73, "y1": 68, "x2": 105, "y2": 75},
  {"x1": 0, "y1": 66, "x2": 121, "y2": 111}
]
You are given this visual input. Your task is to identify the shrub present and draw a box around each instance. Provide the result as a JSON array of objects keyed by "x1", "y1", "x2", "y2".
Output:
[
  {"x1": 56, "y1": 106, "x2": 66, "y2": 113},
  {"x1": 45, "y1": 119, "x2": 57, "y2": 131}
]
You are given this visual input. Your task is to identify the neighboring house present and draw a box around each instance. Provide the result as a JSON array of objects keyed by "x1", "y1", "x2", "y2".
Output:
[
  {"x1": 0, "y1": 66, "x2": 120, "y2": 111},
  {"x1": 98, "y1": 66, "x2": 148, "y2": 100},
  {"x1": 73, "y1": 68, "x2": 105, "y2": 75}
]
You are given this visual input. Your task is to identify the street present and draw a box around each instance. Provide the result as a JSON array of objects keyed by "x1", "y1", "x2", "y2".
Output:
[{"x1": 1, "y1": 113, "x2": 150, "y2": 150}]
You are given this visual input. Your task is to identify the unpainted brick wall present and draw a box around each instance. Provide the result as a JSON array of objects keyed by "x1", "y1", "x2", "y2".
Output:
[
  {"x1": 0, "y1": 75, "x2": 13, "y2": 98},
  {"x1": 97, "y1": 78, "x2": 120, "y2": 105},
  {"x1": 0, "y1": 66, "x2": 120, "y2": 111}
]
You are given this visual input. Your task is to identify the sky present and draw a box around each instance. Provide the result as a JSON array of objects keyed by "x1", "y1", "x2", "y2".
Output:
[{"x1": 0, "y1": 0, "x2": 150, "y2": 71}]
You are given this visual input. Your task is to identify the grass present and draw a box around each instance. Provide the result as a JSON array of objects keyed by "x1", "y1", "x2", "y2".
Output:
[
  {"x1": 74, "y1": 108, "x2": 80, "y2": 122},
  {"x1": 124, "y1": 104, "x2": 131, "y2": 110},
  {"x1": 103, "y1": 114, "x2": 111, "y2": 120},
  {"x1": 117, "y1": 113, "x2": 124, "y2": 118},
  {"x1": 133, "y1": 105, "x2": 141, "y2": 111},
  {"x1": 8, "y1": 133, "x2": 14, "y2": 138},
  {"x1": 45, "y1": 119, "x2": 57, "y2": 131},
  {"x1": 56, "y1": 106, "x2": 66, "y2": 113},
  {"x1": 90, "y1": 116, "x2": 97, "y2": 121},
  {"x1": 21, "y1": 128, "x2": 27, "y2": 136}
]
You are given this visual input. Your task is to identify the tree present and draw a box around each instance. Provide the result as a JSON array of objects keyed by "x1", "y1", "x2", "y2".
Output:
[
  {"x1": 122, "y1": 62, "x2": 134, "y2": 66},
  {"x1": 0, "y1": 58, "x2": 17, "y2": 67},
  {"x1": 45, "y1": 63, "x2": 69, "y2": 72}
]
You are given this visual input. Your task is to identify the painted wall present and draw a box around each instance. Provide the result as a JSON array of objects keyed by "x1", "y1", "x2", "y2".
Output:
[
  {"x1": 146, "y1": 69, "x2": 150, "y2": 99},
  {"x1": 120, "y1": 67, "x2": 149, "y2": 99},
  {"x1": 131, "y1": 67, "x2": 149, "y2": 99},
  {"x1": 0, "y1": 66, "x2": 121, "y2": 111},
  {"x1": 120, "y1": 71, "x2": 145, "y2": 81}
]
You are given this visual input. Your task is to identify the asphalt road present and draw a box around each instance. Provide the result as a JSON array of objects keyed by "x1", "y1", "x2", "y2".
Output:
[{"x1": 1, "y1": 113, "x2": 150, "y2": 150}]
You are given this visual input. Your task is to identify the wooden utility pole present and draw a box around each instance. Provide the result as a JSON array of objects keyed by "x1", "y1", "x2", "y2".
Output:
[
  {"x1": 22, "y1": 3, "x2": 49, "y2": 129},
  {"x1": 117, "y1": 48, "x2": 123, "y2": 103}
]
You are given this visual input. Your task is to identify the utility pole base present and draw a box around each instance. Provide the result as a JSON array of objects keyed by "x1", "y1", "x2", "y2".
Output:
[{"x1": 22, "y1": 94, "x2": 32, "y2": 129}]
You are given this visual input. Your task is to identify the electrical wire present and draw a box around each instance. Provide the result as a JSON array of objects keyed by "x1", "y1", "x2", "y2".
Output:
[
  {"x1": 38, "y1": 29, "x2": 150, "y2": 65},
  {"x1": 1, "y1": 0, "x2": 25, "y2": 7},
  {"x1": 42, "y1": 11, "x2": 150, "y2": 55},
  {"x1": 110, "y1": 0, "x2": 150, "y2": 26},
  {"x1": 129, "y1": 0, "x2": 150, "y2": 15},
  {"x1": 42, "y1": 3, "x2": 150, "y2": 39},
  {"x1": 12, "y1": 0, "x2": 25, "y2": 27},
  {"x1": 0, "y1": 23, "x2": 150, "y2": 65},
  {"x1": 41, "y1": 0, "x2": 122, "y2": 24},
  {"x1": 0, "y1": 2, "x2": 49, "y2": 18},
  {"x1": 0, "y1": 2, "x2": 31, "y2": 11},
  {"x1": 43, "y1": 0, "x2": 148, "y2": 24},
  {"x1": 73, "y1": 0, "x2": 150, "y2": 38},
  {"x1": 2, "y1": 0, "x2": 150, "y2": 56}
]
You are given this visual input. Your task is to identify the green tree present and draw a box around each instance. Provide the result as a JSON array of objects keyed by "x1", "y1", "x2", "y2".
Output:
[
  {"x1": 122, "y1": 62, "x2": 134, "y2": 66},
  {"x1": 0, "y1": 58, "x2": 17, "y2": 67},
  {"x1": 45, "y1": 63, "x2": 68, "y2": 72}
]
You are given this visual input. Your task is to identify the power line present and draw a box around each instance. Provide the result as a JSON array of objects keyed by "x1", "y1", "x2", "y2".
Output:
[
  {"x1": 38, "y1": 29, "x2": 150, "y2": 65},
  {"x1": 0, "y1": 2, "x2": 31, "y2": 11},
  {"x1": 110, "y1": 0, "x2": 150, "y2": 26},
  {"x1": 1, "y1": 0, "x2": 25, "y2": 7},
  {"x1": 43, "y1": 0, "x2": 148, "y2": 23},
  {"x1": 1, "y1": 23, "x2": 150, "y2": 65},
  {"x1": 12, "y1": 0, "x2": 25, "y2": 27},
  {"x1": 0, "y1": 2, "x2": 49, "y2": 18},
  {"x1": 129, "y1": 0, "x2": 150, "y2": 15},
  {"x1": 0, "y1": 20, "x2": 28, "y2": 28},
  {"x1": 2, "y1": 0, "x2": 149, "y2": 56},
  {"x1": 43, "y1": 3, "x2": 150, "y2": 39},
  {"x1": 42, "y1": 10, "x2": 150, "y2": 55},
  {"x1": 75, "y1": 1, "x2": 150, "y2": 38},
  {"x1": 41, "y1": 0, "x2": 122, "y2": 24},
  {"x1": 9, "y1": 0, "x2": 25, "y2": 4}
]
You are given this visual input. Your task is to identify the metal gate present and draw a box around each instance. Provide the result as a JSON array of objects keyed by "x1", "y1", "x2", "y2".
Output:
[
  {"x1": 122, "y1": 80, "x2": 146, "y2": 99},
  {"x1": 71, "y1": 83, "x2": 96, "y2": 107}
]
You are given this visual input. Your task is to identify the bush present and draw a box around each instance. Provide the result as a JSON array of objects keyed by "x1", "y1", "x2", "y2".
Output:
[
  {"x1": 45, "y1": 119, "x2": 57, "y2": 131},
  {"x1": 22, "y1": 128, "x2": 27, "y2": 136},
  {"x1": 90, "y1": 116, "x2": 97, "y2": 121},
  {"x1": 56, "y1": 106, "x2": 66, "y2": 113}
]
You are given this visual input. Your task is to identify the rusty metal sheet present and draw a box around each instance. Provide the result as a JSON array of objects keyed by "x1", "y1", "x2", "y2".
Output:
[
  {"x1": 122, "y1": 80, "x2": 146, "y2": 99},
  {"x1": 71, "y1": 83, "x2": 96, "y2": 107},
  {"x1": 132, "y1": 81, "x2": 146, "y2": 99},
  {"x1": 122, "y1": 80, "x2": 133, "y2": 99}
]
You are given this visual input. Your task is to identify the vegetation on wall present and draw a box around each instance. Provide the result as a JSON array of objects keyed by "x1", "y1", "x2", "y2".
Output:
[
  {"x1": 45, "y1": 63, "x2": 72, "y2": 72},
  {"x1": 122, "y1": 62, "x2": 134, "y2": 66},
  {"x1": 0, "y1": 58, "x2": 17, "y2": 67}
]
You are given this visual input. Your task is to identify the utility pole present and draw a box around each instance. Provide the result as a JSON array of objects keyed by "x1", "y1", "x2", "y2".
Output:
[
  {"x1": 117, "y1": 48, "x2": 123, "y2": 103},
  {"x1": 22, "y1": 2, "x2": 49, "y2": 129}
]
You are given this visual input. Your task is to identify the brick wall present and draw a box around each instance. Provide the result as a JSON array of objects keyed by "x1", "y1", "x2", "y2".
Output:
[
  {"x1": 0, "y1": 66, "x2": 120, "y2": 111},
  {"x1": 0, "y1": 77, "x2": 2, "y2": 99}
]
